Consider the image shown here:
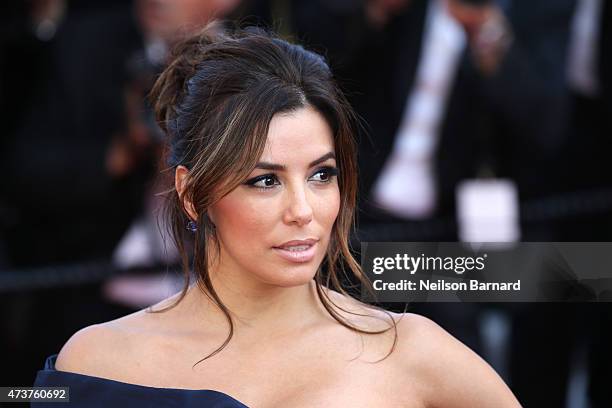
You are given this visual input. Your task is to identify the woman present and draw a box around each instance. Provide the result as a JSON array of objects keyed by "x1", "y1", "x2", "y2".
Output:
[{"x1": 34, "y1": 26, "x2": 521, "y2": 407}]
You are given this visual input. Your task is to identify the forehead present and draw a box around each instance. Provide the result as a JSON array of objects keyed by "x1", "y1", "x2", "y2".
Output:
[{"x1": 261, "y1": 106, "x2": 335, "y2": 163}]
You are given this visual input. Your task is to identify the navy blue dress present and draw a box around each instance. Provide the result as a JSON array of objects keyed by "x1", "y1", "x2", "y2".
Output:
[{"x1": 32, "y1": 354, "x2": 250, "y2": 407}]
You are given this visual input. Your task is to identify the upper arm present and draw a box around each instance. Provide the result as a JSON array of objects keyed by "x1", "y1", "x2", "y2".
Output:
[{"x1": 397, "y1": 314, "x2": 522, "y2": 408}]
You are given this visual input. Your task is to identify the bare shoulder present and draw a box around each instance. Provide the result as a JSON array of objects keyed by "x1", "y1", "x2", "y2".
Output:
[
  {"x1": 393, "y1": 313, "x2": 522, "y2": 408},
  {"x1": 54, "y1": 308, "x2": 157, "y2": 378},
  {"x1": 54, "y1": 288, "x2": 191, "y2": 378}
]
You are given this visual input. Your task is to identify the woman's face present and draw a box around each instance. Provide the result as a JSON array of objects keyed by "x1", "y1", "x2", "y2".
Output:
[{"x1": 208, "y1": 106, "x2": 340, "y2": 288}]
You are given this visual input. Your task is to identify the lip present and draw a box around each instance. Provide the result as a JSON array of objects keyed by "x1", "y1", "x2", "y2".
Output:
[
  {"x1": 275, "y1": 238, "x2": 319, "y2": 248},
  {"x1": 272, "y1": 239, "x2": 319, "y2": 263}
]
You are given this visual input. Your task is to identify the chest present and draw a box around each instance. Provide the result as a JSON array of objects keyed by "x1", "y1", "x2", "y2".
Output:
[
  {"x1": 123, "y1": 326, "x2": 426, "y2": 407},
  {"x1": 255, "y1": 367, "x2": 427, "y2": 408},
  {"x1": 151, "y1": 344, "x2": 423, "y2": 407}
]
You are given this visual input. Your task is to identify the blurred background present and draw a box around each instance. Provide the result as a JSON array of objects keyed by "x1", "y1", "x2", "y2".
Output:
[{"x1": 0, "y1": 0, "x2": 610, "y2": 407}]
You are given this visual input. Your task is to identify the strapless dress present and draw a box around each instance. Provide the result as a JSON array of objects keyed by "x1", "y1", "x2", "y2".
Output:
[{"x1": 32, "y1": 354, "x2": 249, "y2": 407}]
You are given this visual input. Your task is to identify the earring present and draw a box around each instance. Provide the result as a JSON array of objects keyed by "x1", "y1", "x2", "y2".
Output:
[{"x1": 186, "y1": 220, "x2": 198, "y2": 232}]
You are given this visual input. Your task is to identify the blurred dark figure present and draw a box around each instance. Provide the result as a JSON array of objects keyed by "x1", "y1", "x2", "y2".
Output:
[
  {"x1": 560, "y1": 0, "x2": 612, "y2": 241},
  {"x1": 0, "y1": 1, "x2": 58, "y2": 268},
  {"x1": 2, "y1": 2, "x2": 147, "y2": 267},
  {"x1": 511, "y1": 1, "x2": 612, "y2": 408},
  {"x1": 0, "y1": 0, "x2": 149, "y2": 387}
]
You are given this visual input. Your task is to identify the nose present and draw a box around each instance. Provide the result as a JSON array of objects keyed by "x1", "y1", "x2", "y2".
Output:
[{"x1": 283, "y1": 185, "x2": 313, "y2": 227}]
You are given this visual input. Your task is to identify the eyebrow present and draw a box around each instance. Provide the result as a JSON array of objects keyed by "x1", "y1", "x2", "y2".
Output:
[{"x1": 255, "y1": 152, "x2": 336, "y2": 171}]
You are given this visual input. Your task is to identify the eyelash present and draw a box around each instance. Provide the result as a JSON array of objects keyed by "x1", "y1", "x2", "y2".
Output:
[{"x1": 244, "y1": 166, "x2": 339, "y2": 191}]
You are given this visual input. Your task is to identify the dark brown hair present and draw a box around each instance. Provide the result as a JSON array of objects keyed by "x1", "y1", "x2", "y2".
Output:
[{"x1": 149, "y1": 24, "x2": 398, "y2": 365}]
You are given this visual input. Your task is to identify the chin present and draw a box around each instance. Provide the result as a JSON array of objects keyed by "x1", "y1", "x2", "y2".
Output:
[{"x1": 266, "y1": 263, "x2": 320, "y2": 288}]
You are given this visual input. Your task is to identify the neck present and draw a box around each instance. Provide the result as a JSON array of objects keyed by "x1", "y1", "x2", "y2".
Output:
[{"x1": 180, "y1": 262, "x2": 330, "y2": 339}]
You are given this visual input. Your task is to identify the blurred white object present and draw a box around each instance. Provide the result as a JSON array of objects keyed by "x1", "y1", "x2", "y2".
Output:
[
  {"x1": 372, "y1": 0, "x2": 465, "y2": 218},
  {"x1": 457, "y1": 179, "x2": 520, "y2": 243},
  {"x1": 32, "y1": 0, "x2": 66, "y2": 41},
  {"x1": 108, "y1": 187, "x2": 183, "y2": 308},
  {"x1": 567, "y1": 0, "x2": 603, "y2": 97},
  {"x1": 103, "y1": 273, "x2": 184, "y2": 309},
  {"x1": 112, "y1": 190, "x2": 179, "y2": 269},
  {"x1": 112, "y1": 217, "x2": 156, "y2": 269}
]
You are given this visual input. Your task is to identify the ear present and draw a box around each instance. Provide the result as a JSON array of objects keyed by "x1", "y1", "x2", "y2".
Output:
[{"x1": 175, "y1": 165, "x2": 198, "y2": 221}]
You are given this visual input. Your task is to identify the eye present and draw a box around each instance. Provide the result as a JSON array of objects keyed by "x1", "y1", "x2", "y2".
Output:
[
  {"x1": 309, "y1": 166, "x2": 339, "y2": 183},
  {"x1": 245, "y1": 174, "x2": 280, "y2": 190}
]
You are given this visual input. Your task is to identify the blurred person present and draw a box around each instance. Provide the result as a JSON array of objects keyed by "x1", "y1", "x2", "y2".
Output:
[
  {"x1": 0, "y1": 0, "x2": 246, "y2": 273},
  {"x1": 345, "y1": 0, "x2": 574, "y2": 238},
  {"x1": 137, "y1": 0, "x2": 242, "y2": 45},
  {"x1": 560, "y1": 0, "x2": 612, "y2": 240},
  {"x1": 2, "y1": 4, "x2": 145, "y2": 267},
  {"x1": 0, "y1": 1, "x2": 58, "y2": 270},
  {"x1": 510, "y1": 1, "x2": 612, "y2": 408},
  {"x1": 107, "y1": 0, "x2": 246, "y2": 182},
  {"x1": 1, "y1": 2, "x2": 152, "y2": 389},
  {"x1": 33, "y1": 26, "x2": 521, "y2": 407},
  {"x1": 362, "y1": 3, "x2": 612, "y2": 408}
]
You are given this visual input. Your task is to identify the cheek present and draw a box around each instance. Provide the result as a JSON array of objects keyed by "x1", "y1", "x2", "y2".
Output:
[
  {"x1": 315, "y1": 187, "x2": 341, "y2": 230},
  {"x1": 210, "y1": 194, "x2": 275, "y2": 245},
  {"x1": 211, "y1": 185, "x2": 341, "y2": 246}
]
